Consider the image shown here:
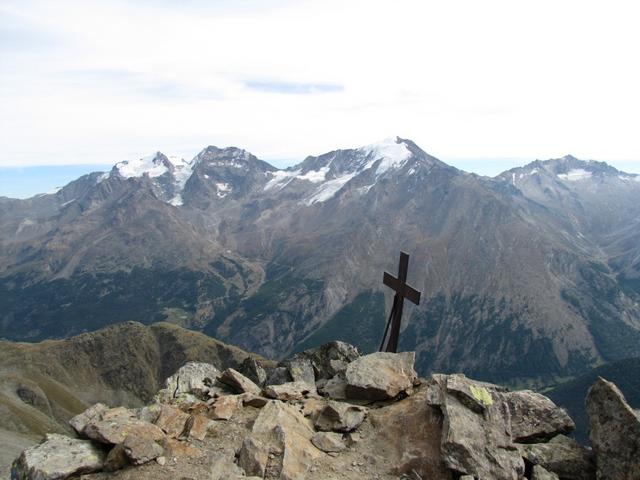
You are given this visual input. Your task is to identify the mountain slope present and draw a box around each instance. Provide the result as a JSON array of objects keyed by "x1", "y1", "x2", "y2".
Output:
[
  {"x1": 2, "y1": 138, "x2": 640, "y2": 387},
  {"x1": 0, "y1": 321, "x2": 267, "y2": 476}
]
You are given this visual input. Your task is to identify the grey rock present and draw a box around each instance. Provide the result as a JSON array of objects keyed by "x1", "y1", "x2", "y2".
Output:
[
  {"x1": 344, "y1": 351, "x2": 417, "y2": 401},
  {"x1": 282, "y1": 358, "x2": 316, "y2": 385},
  {"x1": 520, "y1": 434, "x2": 595, "y2": 480},
  {"x1": 240, "y1": 357, "x2": 268, "y2": 387},
  {"x1": 69, "y1": 403, "x2": 109, "y2": 436},
  {"x1": 586, "y1": 377, "x2": 640, "y2": 480},
  {"x1": 292, "y1": 341, "x2": 360, "y2": 380},
  {"x1": 236, "y1": 437, "x2": 269, "y2": 478},
  {"x1": 531, "y1": 464, "x2": 560, "y2": 480},
  {"x1": 434, "y1": 375, "x2": 525, "y2": 480},
  {"x1": 163, "y1": 361, "x2": 220, "y2": 398},
  {"x1": 218, "y1": 368, "x2": 261, "y2": 395},
  {"x1": 265, "y1": 366, "x2": 292, "y2": 386},
  {"x1": 319, "y1": 372, "x2": 348, "y2": 400},
  {"x1": 311, "y1": 432, "x2": 346, "y2": 453},
  {"x1": 10, "y1": 433, "x2": 105, "y2": 480},
  {"x1": 505, "y1": 390, "x2": 574, "y2": 442},
  {"x1": 314, "y1": 400, "x2": 366, "y2": 433}
]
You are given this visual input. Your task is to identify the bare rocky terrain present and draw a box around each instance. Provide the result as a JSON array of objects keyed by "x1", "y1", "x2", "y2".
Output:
[{"x1": 8, "y1": 341, "x2": 640, "y2": 480}]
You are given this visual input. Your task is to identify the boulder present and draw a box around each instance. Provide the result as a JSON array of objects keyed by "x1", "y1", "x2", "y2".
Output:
[
  {"x1": 184, "y1": 414, "x2": 213, "y2": 441},
  {"x1": 122, "y1": 424, "x2": 165, "y2": 465},
  {"x1": 531, "y1": 465, "x2": 560, "y2": 480},
  {"x1": 237, "y1": 401, "x2": 321, "y2": 480},
  {"x1": 311, "y1": 432, "x2": 346, "y2": 453},
  {"x1": 504, "y1": 390, "x2": 574, "y2": 442},
  {"x1": 292, "y1": 341, "x2": 360, "y2": 380},
  {"x1": 154, "y1": 404, "x2": 190, "y2": 438},
  {"x1": 344, "y1": 352, "x2": 417, "y2": 401},
  {"x1": 263, "y1": 381, "x2": 316, "y2": 401},
  {"x1": 10, "y1": 434, "x2": 105, "y2": 480},
  {"x1": 319, "y1": 372, "x2": 348, "y2": 400},
  {"x1": 163, "y1": 361, "x2": 220, "y2": 398},
  {"x1": 241, "y1": 393, "x2": 270, "y2": 408},
  {"x1": 240, "y1": 357, "x2": 268, "y2": 387},
  {"x1": 586, "y1": 377, "x2": 640, "y2": 480},
  {"x1": 69, "y1": 403, "x2": 108, "y2": 436},
  {"x1": 83, "y1": 406, "x2": 165, "y2": 446},
  {"x1": 314, "y1": 400, "x2": 366, "y2": 433},
  {"x1": 218, "y1": 368, "x2": 261, "y2": 395},
  {"x1": 520, "y1": 434, "x2": 595, "y2": 480},
  {"x1": 434, "y1": 375, "x2": 525, "y2": 480},
  {"x1": 281, "y1": 358, "x2": 316, "y2": 385},
  {"x1": 265, "y1": 366, "x2": 292, "y2": 386}
]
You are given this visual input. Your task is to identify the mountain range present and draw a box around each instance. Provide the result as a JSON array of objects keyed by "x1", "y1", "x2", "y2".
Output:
[{"x1": 2, "y1": 137, "x2": 640, "y2": 386}]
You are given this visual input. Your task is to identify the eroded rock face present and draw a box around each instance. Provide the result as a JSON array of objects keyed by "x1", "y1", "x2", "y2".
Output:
[
  {"x1": 344, "y1": 352, "x2": 417, "y2": 401},
  {"x1": 291, "y1": 341, "x2": 360, "y2": 380},
  {"x1": 586, "y1": 377, "x2": 640, "y2": 480},
  {"x1": 69, "y1": 403, "x2": 109, "y2": 436},
  {"x1": 531, "y1": 464, "x2": 560, "y2": 480},
  {"x1": 11, "y1": 434, "x2": 105, "y2": 480}
]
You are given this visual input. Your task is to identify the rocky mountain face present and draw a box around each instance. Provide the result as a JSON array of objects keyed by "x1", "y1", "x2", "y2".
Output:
[
  {"x1": 2, "y1": 138, "x2": 640, "y2": 386},
  {"x1": 0, "y1": 322, "x2": 270, "y2": 477},
  {"x1": 9, "y1": 341, "x2": 640, "y2": 480}
]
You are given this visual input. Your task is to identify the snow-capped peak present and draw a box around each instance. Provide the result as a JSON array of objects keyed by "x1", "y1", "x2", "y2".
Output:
[
  {"x1": 359, "y1": 136, "x2": 412, "y2": 175},
  {"x1": 115, "y1": 152, "x2": 170, "y2": 179}
]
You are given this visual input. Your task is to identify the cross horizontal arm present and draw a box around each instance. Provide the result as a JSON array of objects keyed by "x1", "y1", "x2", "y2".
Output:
[{"x1": 383, "y1": 272, "x2": 422, "y2": 305}]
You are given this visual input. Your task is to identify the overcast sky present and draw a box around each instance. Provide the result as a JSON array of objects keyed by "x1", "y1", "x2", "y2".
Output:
[{"x1": 1, "y1": 0, "x2": 640, "y2": 176}]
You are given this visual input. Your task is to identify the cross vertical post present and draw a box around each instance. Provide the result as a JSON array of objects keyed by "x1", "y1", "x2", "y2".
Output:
[{"x1": 380, "y1": 251, "x2": 421, "y2": 353}]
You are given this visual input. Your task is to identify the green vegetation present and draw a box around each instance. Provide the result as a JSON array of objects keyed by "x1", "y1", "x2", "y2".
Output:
[{"x1": 293, "y1": 291, "x2": 386, "y2": 354}]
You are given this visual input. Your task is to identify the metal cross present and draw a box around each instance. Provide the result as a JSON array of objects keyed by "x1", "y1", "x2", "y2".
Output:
[{"x1": 380, "y1": 251, "x2": 421, "y2": 353}]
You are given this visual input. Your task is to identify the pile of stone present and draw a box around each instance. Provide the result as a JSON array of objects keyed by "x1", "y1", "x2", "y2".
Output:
[{"x1": 10, "y1": 341, "x2": 640, "y2": 480}]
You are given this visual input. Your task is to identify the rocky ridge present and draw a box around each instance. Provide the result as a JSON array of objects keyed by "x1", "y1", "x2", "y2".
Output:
[{"x1": 11, "y1": 342, "x2": 639, "y2": 480}]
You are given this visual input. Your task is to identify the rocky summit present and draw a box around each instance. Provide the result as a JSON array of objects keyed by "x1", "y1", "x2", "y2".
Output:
[{"x1": 10, "y1": 342, "x2": 640, "y2": 480}]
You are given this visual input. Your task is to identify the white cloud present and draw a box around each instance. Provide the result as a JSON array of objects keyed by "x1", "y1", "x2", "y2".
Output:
[{"x1": 0, "y1": 0, "x2": 639, "y2": 172}]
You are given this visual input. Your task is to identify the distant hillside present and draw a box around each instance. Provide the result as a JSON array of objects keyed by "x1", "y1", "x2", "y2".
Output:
[
  {"x1": 0, "y1": 321, "x2": 268, "y2": 477},
  {"x1": 546, "y1": 357, "x2": 640, "y2": 443}
]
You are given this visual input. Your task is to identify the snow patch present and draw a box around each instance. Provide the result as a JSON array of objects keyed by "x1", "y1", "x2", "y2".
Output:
[
  {"x1": 115, "y1": 153, "x2": 169, "y2": 178},
  {"x1": 169, "y1": 195, "x2": 184, "y2": 206},
  {"x1": 298, "y1": 166, "x2": 330, "y2": 183},
  {"x1": 557, "y1": 169, "x2": 592, "y2": 181},
  {"x1": 60, "y1": 198, "x2": 76, "y2": 207},
  {"x1": 264, "y1": 170, "x2": 300, "y2": 191},
  {"x1": 216, "y1": 182, "x2": 232, "y2": 198},
  {"x1": 305, "y1": 172, "x2": 358, "y2": 205}
]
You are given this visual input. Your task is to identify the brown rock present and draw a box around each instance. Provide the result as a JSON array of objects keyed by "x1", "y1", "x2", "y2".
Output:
[
  {"x1": 237, "y1": 437, "x2": 270, "y2": 478},
  {"x1": 209, "y1": 395, "x2": 241, "y2": 420},
  {"x1": 155, "y1": 404, "x2": 190, "y2": 438},
  {"x1": 369, "y1": 386, "x2": 453, "y2": 479},
  {"x1": 122, "y1": 423, "x2": 165, "y2": 465},
  {"x1": 185, "y1": 414, "x2": 212, "y2": 441},
  {"x1": 241, "y1": 393, "x2": 270, "y2": 408},
  {"x1": 83, "y1": 407, "x2": 155, "y2": 445},
  {"x1": 586, "y1": 377, "x2": 640, "y2": 480}
]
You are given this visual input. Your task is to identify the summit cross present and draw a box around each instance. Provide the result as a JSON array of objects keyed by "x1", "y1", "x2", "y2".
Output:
[{"x1": 379, "y1": 251, "x2": 422, "y2": 353}]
